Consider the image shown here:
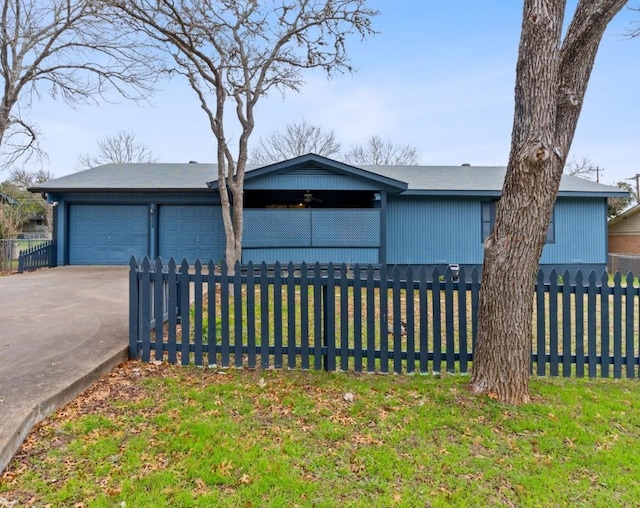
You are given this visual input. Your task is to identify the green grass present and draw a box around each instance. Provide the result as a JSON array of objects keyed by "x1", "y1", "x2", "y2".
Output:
[{"x1": 2, "y1": 362, "x2": 640, "y2": 507}]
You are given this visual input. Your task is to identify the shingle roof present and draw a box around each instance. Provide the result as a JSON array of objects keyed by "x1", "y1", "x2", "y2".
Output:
[
  {"x1": 30, "y1": 163, "x2": 227, "y2": 191},
  {"x1": 30, "y1": 160, "x2": 628, "y2": 198},
  {"x1": 358, "y1": 165, "x2": 628, "y2": 197}
]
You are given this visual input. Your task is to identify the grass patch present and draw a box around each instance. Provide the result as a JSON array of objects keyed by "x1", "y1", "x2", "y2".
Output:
[{"x1": 2, "y1": 362, "x2": 640, "y2": 506}]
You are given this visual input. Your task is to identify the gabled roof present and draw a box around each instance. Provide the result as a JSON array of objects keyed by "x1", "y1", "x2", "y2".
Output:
[
  {"x1": 237, "y1": 153, "x2": 408, "y2": 191},
  {"x1": 29, "y1": 155, "x2": 628, "y2": 198}
]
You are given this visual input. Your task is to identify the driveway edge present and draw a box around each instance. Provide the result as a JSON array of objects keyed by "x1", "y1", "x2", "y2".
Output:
[{"x1": 0, "y1": 346, "x2": 129, "y2": 475}]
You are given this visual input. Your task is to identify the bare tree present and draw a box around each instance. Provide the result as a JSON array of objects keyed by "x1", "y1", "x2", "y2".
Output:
[
  {"x1": 78, "y1": 130, "x2": 158, "y2": 168},
  {"x1": 564, "y1": 155, "x2": 605, "y2": 181},
  {"x1": 0, "y1": 0, "x2": 158, "y2": 169},
  {"x1": 8, "y1": 167, "x2": 53, "y2": 190},
  {"x1": 250, "y1": 121, "x2": 342, "y2": 165},
  {"x1": 343, "y1": 135, "x2": 420, "y2": 165},
  {"x1": 469, "y1": 0, "x2": 627, "y2": 404},
  {"x1": 111, "y1": 0, "x2": 377, "y2": 270}
]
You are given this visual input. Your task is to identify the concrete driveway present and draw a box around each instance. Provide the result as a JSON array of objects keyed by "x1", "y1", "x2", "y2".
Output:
[{"x1": 0, "y1": 266, "x2": 130, "y2": 474}]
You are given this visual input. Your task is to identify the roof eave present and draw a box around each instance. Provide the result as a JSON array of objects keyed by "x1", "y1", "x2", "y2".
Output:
[
  {"x1": 400, "y1": 190, "x2": 502, "y2": 197},
  {"x1": 30, "y1": 187, "x2": 214, "y2": 193}
]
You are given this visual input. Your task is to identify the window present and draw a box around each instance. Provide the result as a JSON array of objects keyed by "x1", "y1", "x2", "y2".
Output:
[{"x1": 481, "y1": 201, "x2": 555, "y2": 244}]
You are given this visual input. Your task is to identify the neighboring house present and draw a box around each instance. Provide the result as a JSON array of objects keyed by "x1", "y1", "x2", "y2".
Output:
[
  {"x1": 19, "y1": 212, "x2": 49, "y2": 238},
  {"x1": 0, "y1": 192, "x2": 18, "y2": 205},
  {"x1": 30, "y1": 154, "x2": 627, "y2": 277},
  {"x1": 608, "y1": 204, "x2": 640, "y2": 255}
]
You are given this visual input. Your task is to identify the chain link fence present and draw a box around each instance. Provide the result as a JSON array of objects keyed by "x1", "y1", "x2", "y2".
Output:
[
  {"x1": 0, "y1": 239, "x2": 19, "y2": 273},
  {"x1": 0, "y1": 238, "x2": 50, "y2": 273},
  {"x1": 608, "y1": 253, "x2": 640, "y2": 276}
]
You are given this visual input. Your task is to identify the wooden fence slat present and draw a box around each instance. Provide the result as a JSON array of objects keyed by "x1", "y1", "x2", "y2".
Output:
[
  {"x1": 313, "y1": 263, "x2": 323, "y2": 371},
  {"x1": 273, "y1": 262, "x2": 283, "y2": 368},
  {"x1": 324, "y1": 264, "x2": 336, "y2": 371},
  {"x1": 613, "y1": 272, "x2": 622, "y2": 379},
  {"x1": 575, "y1": 271, "x2": 585, "y2": 378},
  {"x1": 562, "y1": 270, "x2": 572, "y2": 377},
  {"x1": 353, "y1": 264, "x2": 363, "y2": 373},
  {"x1": 457, "y1": 267, "x2": 468, "y2": 374},
  {"x1": 340, "y1": 264, "x2": 349, "y2": 372},
  {"x1": 247, "y1": 262, "x2": 256, "y2": 369},
  {"x1": 288, "y1": 262, "x2": 297, "y2": 370},
  {"x1": 405, "y1": 266, "x2": 415, "y2": 374},
  {"x1": 234, "y1": 262, "x2": 244, "y2": 369},
  {"x1": 207, "y1": 260, "x2": 217, "y2": 367},
  {"x1": 536, "y1": 270, "x2": 546, "y2": 376},
  {"x1": 418, "y1": 266, "x2": 429, "y2": 374},
  {"x1": 260, "y1": 262, "x2": 270, "y2": 369},
  {"x1": 180, "y1": 259, "x2": 191, "y2": 366},
  {"x1": 220, "y1": 262, "x2": 230, "y2": 368},
  {"x1": 379, "y1": 264, "x2": 389, "y2": 374},
  {"x1": 445, "y1": 268, "x2": 455, "y2": 373},
  {"x1": 600, "y1": 271, "x2": 610, "y2": 378},
  {"x1": 392, "y1": 267, "x2": 403, "y2": 374},
  {"x1": 625, "y1": 272, "x2": 635, "y2": 378},
  {"x1": 166, "y1": 259, "x2": 178, "y2": 365},
  {"x1": 300, "y1": 262, "x2": 310, "y2": 370},
  {"x1": 471, "y1": 268, "x2": 480, "y2": 355},
  {"x1": 549, "y1": 269, "x2": 559, "y2": 376},
  {"x1": 587, "y1": 272, "x2": 597, "y2": 378},
  {"x1": 193, "y1": 260, "x2": 203, "y2": 366},
  {"x1": 432, "y1": 267, "x2": 442, "y2": 374},
  {"x1": 140, "y1": 257, "x2": 152, "y2": 363},
  {"x1": 366, "y1": 265, "x2": 376, "y2": 373},
  {"x1": 154, "y1": 258, "x2": 165, "y2": 362}
]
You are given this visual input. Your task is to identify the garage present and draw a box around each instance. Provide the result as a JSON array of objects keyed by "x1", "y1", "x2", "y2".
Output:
[
  {"x1": 69, "y1": 204, "x2": 149, "y2": 264},
  {"x1": 158, "y1": 205, "x2": 224, "y2": 263}
]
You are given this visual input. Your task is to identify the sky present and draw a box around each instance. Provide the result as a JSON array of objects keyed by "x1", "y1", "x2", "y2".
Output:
[{"x1": 23, "y1": 1, "x2": 640, "y2": 184}]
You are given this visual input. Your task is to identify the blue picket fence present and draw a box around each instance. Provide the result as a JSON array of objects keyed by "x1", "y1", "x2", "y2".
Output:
[
  {"x1": 129, "y1": 257, "x2": 640, "y2": 378},
  {"x1": 17, "y1": 240, "x2": 56, "y2": 273}
]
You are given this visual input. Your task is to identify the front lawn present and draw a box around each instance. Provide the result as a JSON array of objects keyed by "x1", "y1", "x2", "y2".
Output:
[{"x1": 2, "y1": 362, "x2": 640, "y2": 507}]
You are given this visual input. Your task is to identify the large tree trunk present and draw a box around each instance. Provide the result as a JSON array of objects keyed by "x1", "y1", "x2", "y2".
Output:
[{"x1": 469, "y1": 0, "x2": 626, "y2": 404}]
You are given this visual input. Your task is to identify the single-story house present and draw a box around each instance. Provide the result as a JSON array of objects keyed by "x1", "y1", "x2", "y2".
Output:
[
  {"x1": 608, "y1": 204, "x2": 640, "y2": 255},
  {"x1": 30, "y1": 153, "x2": 627, "y2": 276}
]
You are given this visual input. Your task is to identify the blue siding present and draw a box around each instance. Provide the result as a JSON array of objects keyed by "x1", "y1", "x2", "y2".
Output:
[
  {"x1": 244, "y1": 172, "x2": 380, "y2": 191},
  {"x1": 158, "y1": 205, "x2": 225, "y2": 263},
  {"x1": 69, "y1": 204, "x2": 148, "y2": 264},
  {"x1": 386, "y1": 197, "x2": 483, "y2": 264},
  {"x1": 243, "y1": 248, "x2": 379, "y2": 264},
  {"x1": 540, "y1": 198, "x2": 607, "y2": 265},
  {"x1": 387, "y1": 195, "x2": 608, "y2": 267}
]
